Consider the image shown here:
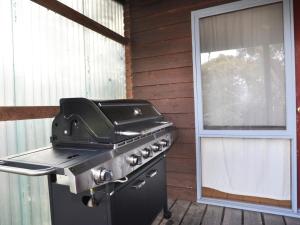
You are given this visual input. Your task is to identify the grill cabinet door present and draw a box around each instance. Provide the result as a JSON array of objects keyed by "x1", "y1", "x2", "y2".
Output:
[
  {"x1": 49, "y1": 182, "x2": 110, "y2": 225},
  {"x1": 111, "y1": 157, "x2": 165, "y2": 225}
]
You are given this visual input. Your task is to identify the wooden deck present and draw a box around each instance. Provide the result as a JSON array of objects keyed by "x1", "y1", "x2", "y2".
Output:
[{"x1": 152, "y1": 199, "x2": 300, "y2": 225}]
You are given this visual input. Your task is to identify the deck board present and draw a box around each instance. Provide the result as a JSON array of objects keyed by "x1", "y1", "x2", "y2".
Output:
[
  {"x1": 285, "y1": 217, "x2": 300, "y2": 225},
  {"x1": 222, "y1": 208, "x2": 242, "y2": 225},
  {"x1": 153, "y1": 199, "x2": 300, "y2": 225},
  {"x1": 152, "y1": 199, "x2": 176, "y2": 225},
  {"x1": 201, "y1": 205, "x2": 223, "y2": 225},
  {"x1": 264, "y1": 213, "x2": 285, "y2": 225},
  {"x1": 160, "y1": 199, "x2": 190, "y2": 225},
  {"x1": 180, "y1": 202, "x2": 206, "y2": 225},
  {"x1": 244, "y1": 211, "x2": 263, "y2": 225}
]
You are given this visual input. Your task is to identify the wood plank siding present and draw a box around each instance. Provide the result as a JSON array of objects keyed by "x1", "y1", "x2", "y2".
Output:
[
  {"x1": 0, "y1": 106, "x2": 59, "y2": 121},
  {"x1": 125, "y1": 2, "x2": 133, "y2": 98},
  {"x1": 128, "y1": 0, "x2": 235, "y2": 200},
  {"x1": 129, "y1": 0, "x2": 300, "y2": 204}
]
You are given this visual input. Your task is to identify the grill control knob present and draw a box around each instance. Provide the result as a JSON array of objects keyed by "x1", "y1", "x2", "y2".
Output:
[
  {"x1": 141, "y1": 148, "x2": 152, "y2": 159},
  {"x1": 150, "y1": 144, "x2": 162, "y2": 152},
  {"x1": 158, "y1": 139, "x2": 169, "y2": 148},
  {"x1": 127, "y1": 154, "x2": 142, "y2": 166},
  {"x1": 92, "y1": 168, "x2": 113, "y2": 184}
]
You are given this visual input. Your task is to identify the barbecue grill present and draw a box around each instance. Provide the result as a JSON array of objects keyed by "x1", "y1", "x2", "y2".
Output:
[{"x1": 0, "y1": 98, "x2": 175, "y2": 225}]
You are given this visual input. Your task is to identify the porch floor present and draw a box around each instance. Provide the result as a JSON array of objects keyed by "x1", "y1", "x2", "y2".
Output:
[{"x1": 152, "y1": 199, "x2": 300, "y2": 225}]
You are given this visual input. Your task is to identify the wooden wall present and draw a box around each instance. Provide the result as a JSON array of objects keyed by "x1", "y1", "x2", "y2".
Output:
[{"x1": 127, "y1": 0, "x2": 233, "y2": 201}]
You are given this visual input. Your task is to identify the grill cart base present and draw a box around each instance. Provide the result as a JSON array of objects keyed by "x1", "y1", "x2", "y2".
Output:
[{"x1": 49, "y1": 155, "x2": 171, "y2": 225}]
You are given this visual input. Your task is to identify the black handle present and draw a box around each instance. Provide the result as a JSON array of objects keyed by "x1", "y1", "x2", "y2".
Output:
[
  {"x1": 132, "y1": 180, "x2": 146, "y2": 189},
  {"x1": 146, "y1": 169, "x2": 158, "y2": 178}
]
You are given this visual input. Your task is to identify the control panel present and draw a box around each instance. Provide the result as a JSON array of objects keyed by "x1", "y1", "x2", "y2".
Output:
[{"x1": 89, "y1": 133, "x2": 172, "y2": 189}]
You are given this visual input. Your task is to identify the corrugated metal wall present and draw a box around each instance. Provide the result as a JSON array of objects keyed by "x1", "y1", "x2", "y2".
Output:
[
  {"x1": 0, "y1": 0, "x2": 125, "y2": 224},
  {"x1": 59, "y1": 0, "x2": 124, "y2": 35}
]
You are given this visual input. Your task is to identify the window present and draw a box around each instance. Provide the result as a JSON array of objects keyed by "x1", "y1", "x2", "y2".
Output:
[
  {"x1": 200, "y1": 3, "x2": 286, "y2": 130},
  {"x1": 0, "y1": 0, "x2": 125, "y2": 224},
  {"x1": 192, "y1": 0, "x2": 296, "y2": 212}
]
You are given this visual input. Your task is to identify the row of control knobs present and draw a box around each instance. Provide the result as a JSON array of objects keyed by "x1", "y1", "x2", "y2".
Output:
[
  {"x1": 127, "y1": 139, "x2": 169, "y2": 166},
  {"x1": 92, "y1": 139, "x2": 169, "y2": 184}
]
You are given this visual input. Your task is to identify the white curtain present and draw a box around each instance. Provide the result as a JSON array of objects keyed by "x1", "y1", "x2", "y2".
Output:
[
  {"x1": 200, "y1": 3, "x2": 285, "y2": 128},
  {"x1": 200, "y1": 3, "x2": 283, "y2": 53},
  {"x1": 201, "y1": 138, "x2": 291, "y2": 200}
]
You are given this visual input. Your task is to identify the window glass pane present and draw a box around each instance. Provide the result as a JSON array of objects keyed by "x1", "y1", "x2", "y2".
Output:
[
  {"x1": 201, "y1": 137, "x2": 291, "y2": 207},
  {"x1": 199, "y1": 3, "x2": 286, "y2": 129}
]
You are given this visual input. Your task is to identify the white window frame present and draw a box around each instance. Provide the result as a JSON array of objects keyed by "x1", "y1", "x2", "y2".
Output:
[{"x1": 191, "y1": 0, "x2": 298, "y2": 217}]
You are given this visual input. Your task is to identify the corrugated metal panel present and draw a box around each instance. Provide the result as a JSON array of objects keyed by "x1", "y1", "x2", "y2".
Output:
[
  {"x1": 83, "y1": 0, "x2": 124, "y2": 36},
  {"x1": 0, "y1": 0, "x2": 14, "y2": 106},
  {"x1": 84, "y1": 29, "x2": 126, "y2": 99},
  {"x1": 13, "y1": 0, "x2": 86, "y2": 106},
  {"x1": 0, "y1": 119, "x2": 52, "y2": 225},
  {"x1": 0, "y1": 0, "x2": 125, "y2": 224},
  {"x1": 2, "y1": 0, "x2": 125, "y2": 106},
  {"x1": 59, "y1": 0, "x2": 124, "y2": 35}
]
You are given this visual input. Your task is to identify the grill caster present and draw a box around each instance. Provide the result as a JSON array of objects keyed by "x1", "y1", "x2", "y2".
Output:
[{"x1": 163, "y1": 210, "x2": 172, "y2": 219}]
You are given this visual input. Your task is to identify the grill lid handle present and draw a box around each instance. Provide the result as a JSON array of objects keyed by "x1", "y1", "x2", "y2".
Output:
[
  {"x1": 0, "y1": 161, "x2": 56, "y2": 176},
  {"x1": 115, "y1": 131, "x2": 141, "y2": 136},
  {"x1": 115, "y1": 122, "x2": 173, "y2": 137}
]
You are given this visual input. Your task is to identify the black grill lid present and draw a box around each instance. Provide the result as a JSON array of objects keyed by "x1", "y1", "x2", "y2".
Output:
[
  {"x1": 94, "y1": 99, "x2": 162, "y2": 126},
  {"x1": 51, "y1": 98, "x2": 165, "y2": 148}
]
